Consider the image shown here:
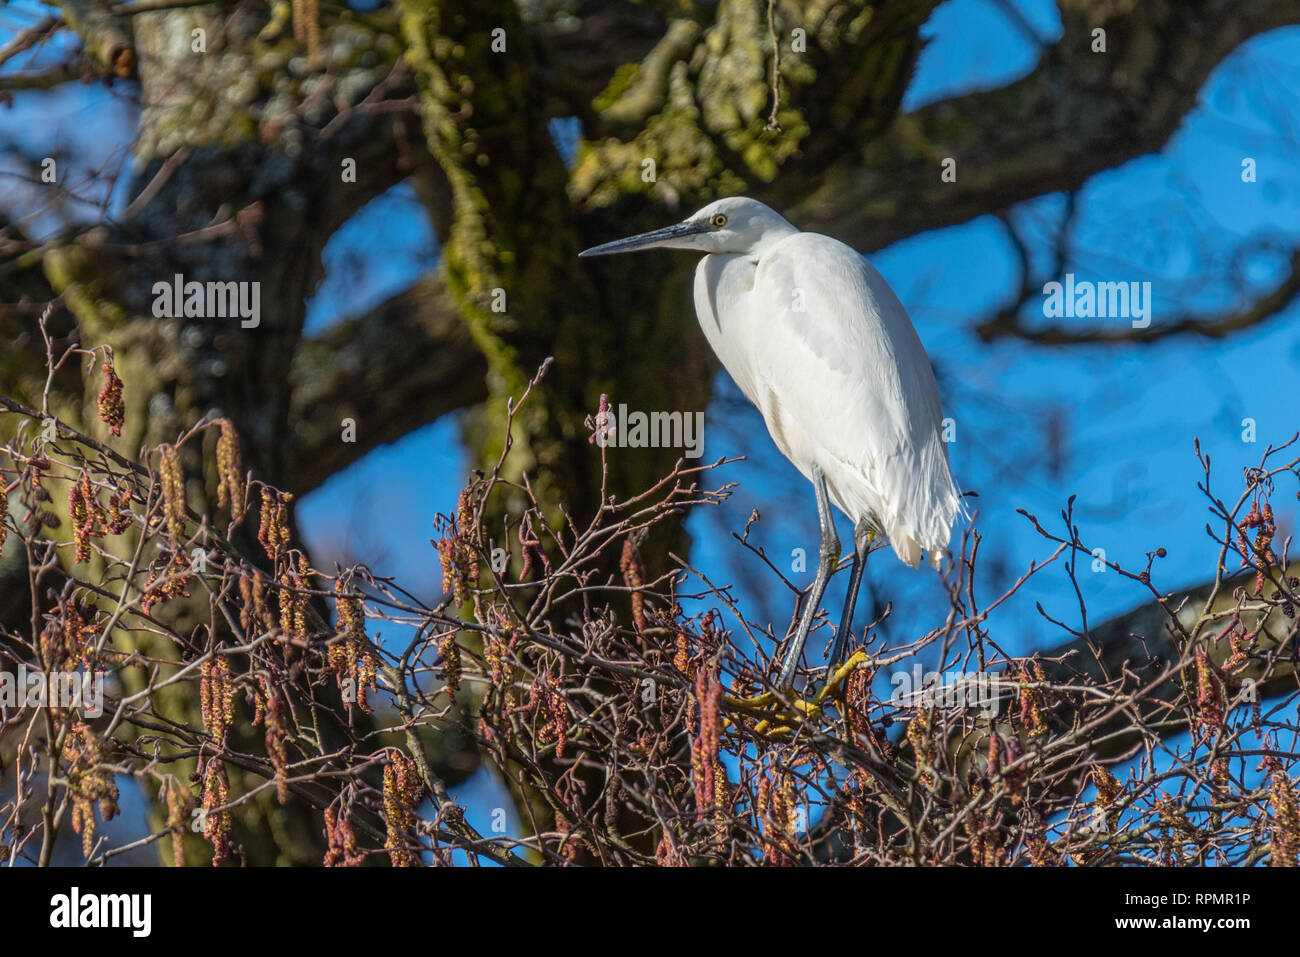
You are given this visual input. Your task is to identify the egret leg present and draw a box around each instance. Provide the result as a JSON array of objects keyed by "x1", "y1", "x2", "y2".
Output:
[
  {"x1": 827, "y1": 521, "x2": 874, "y2": 671},
  {"x1": 777, "y1": 465, "x2": 838, "y2": 692}
]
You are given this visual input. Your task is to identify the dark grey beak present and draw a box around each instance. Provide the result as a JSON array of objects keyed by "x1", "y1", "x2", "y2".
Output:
[{"x1": 578, "y1": 220, "x2": 708, "y2": 258}]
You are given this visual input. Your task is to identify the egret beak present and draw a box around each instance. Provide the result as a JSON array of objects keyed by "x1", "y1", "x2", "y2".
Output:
[{"x1": 578, "y1": 221, "x2": 708, "y2": 258}]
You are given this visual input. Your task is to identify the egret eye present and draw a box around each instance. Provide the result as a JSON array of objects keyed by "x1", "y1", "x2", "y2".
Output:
[{"x1": 710, "y1": 213, "x2": 728, "y2": 228}]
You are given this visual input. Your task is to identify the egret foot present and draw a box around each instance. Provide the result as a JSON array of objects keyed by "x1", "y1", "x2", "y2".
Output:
[{"x1": 723, "y1": 651, "x2": 870, "y2": 741}]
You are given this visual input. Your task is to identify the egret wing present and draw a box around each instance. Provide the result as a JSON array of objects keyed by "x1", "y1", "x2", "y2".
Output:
[{"x1": 747, "y1": 233, "x2": 961, "y2": 566}]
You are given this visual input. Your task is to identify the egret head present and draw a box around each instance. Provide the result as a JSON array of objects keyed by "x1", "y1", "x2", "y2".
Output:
[{"x1": 578, "y1": 197, "x2": 798, "y2": 259}]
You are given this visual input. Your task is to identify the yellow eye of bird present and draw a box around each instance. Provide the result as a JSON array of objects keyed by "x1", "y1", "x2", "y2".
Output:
[{"x1": 710, "y1": 214, "x2": 727, "y2": 228}]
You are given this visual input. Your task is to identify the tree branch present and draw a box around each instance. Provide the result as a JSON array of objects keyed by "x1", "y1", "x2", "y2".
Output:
[
  {"x1": 786, "y1": 0, "x2": 1300, "y2": 252},
  {"x1": 285, "y1": 273, "x2": 486, "y2": 494},
  {"x1": 975, "y1": 249, "x2": 1300, "y2": 344}
]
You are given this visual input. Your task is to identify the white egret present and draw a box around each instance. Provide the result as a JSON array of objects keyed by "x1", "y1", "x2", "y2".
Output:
[{"x1": 580, "y1": 197, "x2": 964, "y2": 692}]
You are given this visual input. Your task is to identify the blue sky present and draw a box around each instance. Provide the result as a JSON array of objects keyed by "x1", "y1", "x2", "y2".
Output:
[{"x1": 3, "y1": 0, "x2": 1298, "y2": 860}]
